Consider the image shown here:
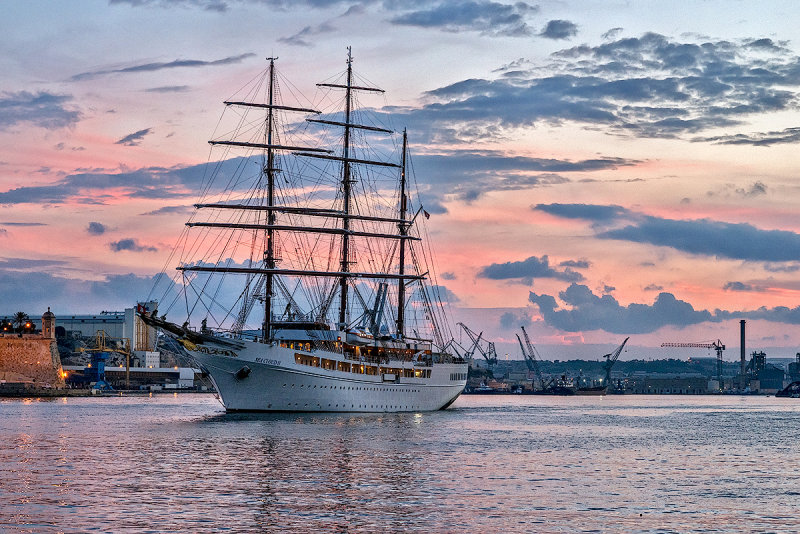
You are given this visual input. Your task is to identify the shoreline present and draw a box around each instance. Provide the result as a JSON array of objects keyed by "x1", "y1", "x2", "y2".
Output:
[{"x1": 0, "y1": 386, "x2": 212, "y2": 398}]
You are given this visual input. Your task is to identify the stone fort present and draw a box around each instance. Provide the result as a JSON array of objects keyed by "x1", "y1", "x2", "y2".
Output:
[{"x1": 0, "y1": 309, "x2": 65, "y2": 388}]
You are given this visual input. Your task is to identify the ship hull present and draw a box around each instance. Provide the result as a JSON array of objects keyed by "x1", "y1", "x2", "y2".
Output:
[
  {"x1": 575, "y1": 386, "x2": 607, "y2": 396},
  {"x1": 186, "y1": 339, "x2": 467, "y2": 412}
]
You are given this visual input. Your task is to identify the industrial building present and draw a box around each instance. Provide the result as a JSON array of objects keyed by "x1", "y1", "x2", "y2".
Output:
[
  {"x1": 1, "y1": 303, "x2": 208, "y2": 392},
  {"x1": 61, "y1": 365, "x2": 200, "y2": 390},
  {"x1": 789, "y1": 354, "x2": 800, "y2": 382},
  {"x1": 52, "y1": 302, "x2": 160, "y2": 368},
  {"x1": 624, "y1": 375, "x2": 710, "y2": 394}
]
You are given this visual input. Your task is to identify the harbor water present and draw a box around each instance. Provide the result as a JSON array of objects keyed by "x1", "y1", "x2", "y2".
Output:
[{"x1": 2, "y1": 394, "x2": 799, "y2": 533}]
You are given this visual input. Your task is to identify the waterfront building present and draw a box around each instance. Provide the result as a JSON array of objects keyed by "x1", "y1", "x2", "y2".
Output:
[
  {"x1": 61, "y1": 365, "x2": 200, "y2": 390},
  {"x1": 625, "y1": 375, "x2": 709, "y2": 394},
  {"x1": 751, "y1": 364, "x2": 785, "y2": 394},
  {"x1": 789, "y1": 354, "x2": 800, "y2": 382}
]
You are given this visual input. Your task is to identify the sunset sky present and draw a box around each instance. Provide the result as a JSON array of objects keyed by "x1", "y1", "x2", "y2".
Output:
[{"x1": 3, "y1": 0, "x2": 800, "y2": 359}]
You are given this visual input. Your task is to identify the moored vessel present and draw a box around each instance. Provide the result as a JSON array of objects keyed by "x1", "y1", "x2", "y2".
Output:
[{"x1": 141, "y1": 50, "x2": 467, "y2": 412}]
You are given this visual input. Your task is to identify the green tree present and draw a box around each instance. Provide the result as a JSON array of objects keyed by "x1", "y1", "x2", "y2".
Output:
[{"x1": 13, "y1": 311, "x2": 29, "y2": 333}]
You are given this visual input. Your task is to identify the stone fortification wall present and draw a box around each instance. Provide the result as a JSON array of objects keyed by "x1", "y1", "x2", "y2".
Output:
[{"x1": 0, "y1": 335, "x2": 65, "y2": 387}]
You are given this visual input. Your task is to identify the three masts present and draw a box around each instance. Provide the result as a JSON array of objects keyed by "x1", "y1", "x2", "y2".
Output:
[{"x1": 169, "y1": 50, "x2": 448, "y2": 363}]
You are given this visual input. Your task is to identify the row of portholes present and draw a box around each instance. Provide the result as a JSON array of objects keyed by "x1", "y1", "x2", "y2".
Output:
[
  {"x1": 269, "y1": 402, "x2": 417, "y2": 410},
  {"x1": 282, "y1": 383, "x2": 421, "y2": 393}
]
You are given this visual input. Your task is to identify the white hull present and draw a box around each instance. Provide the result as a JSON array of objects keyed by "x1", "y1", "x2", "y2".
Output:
[{"x1": 186, "y1": 339, "x2": 467, "y2": 412}]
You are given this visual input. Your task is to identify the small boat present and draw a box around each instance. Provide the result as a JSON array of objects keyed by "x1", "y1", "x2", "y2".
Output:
[{"x1": 775, "y1": 381, "x2": 800, "y2": 398}]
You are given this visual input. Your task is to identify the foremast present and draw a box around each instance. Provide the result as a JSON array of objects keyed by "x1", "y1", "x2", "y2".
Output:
[{"x1": 183, "y1": 57, "x2": 328, "y2": 340}]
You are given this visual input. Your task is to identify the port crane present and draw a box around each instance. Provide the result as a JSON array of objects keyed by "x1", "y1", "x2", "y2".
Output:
[
  {"x1": 661, "y1": 339, "x2": 724, "y2": 387},
  {"x1": 602, "y1": 337, "x2": 630, "y2": 388},
  {"x1": 443, "y1": 336, "x2": 481, "y2": 363},
  {"x1": 457, "y1": 323, "x2": 498, "y2": 374},
  {"x1": 79, "y1": 330, "x2": 132, "y2": 389},
  {"x1": 516, "y1": 326, "x2": 552, "y2": 390}
]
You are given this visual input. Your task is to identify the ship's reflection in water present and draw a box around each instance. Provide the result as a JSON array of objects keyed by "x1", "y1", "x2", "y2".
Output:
[
  {"x1": 1, "y1": 394, "x2": 800, "y2": 532},
  {"x1": 204, "y1": 411, "x2": 436, "y2": 532}
]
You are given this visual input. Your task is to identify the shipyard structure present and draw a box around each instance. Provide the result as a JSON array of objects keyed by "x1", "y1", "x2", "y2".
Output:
[
  {"x1": 468, "y1": 321, "x2": 798, "y2": 396},
  {"x1": 1, "y1": 303, "x2": 202, "y2": 392}
]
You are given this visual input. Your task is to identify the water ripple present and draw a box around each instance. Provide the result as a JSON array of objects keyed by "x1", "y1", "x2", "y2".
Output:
[{"x1": 1, "y1": 395, "x2": 800, "y2": 532}]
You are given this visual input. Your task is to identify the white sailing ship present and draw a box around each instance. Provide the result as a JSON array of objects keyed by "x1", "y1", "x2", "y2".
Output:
[{"x1": 141, "y1": 50, "x2": 468, "y2": 412}]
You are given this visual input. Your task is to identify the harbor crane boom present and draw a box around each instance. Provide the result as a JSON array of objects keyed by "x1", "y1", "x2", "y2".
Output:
[
  {"x1": 603, "y1": 337, "x2": 630, "y2": 386},
  {"x1": 457, "y1": 323, "x2": 498, "y2": 372},
  {"x1": 661, "y1": 340, "x2": 725, "y2": 387},
  {"x1": 517, "y1": 326, "x2": 550, "y2": 390}
]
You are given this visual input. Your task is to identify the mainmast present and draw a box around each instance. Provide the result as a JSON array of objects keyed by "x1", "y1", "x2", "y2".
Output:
[
  {"x1": 263, "y1": 57, "x2": 277, "y2": 342},
  {"x1": 396, "y1": 129, "x2": 408, "y2": 338},
  {"x1": 310, "y1": 47, "x2": 394, "y2": 331}
]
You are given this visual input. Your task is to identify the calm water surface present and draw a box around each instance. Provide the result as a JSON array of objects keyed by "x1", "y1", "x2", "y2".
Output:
[{"x1": 1, "y1": 393, "x2": 799, "y2": 533}]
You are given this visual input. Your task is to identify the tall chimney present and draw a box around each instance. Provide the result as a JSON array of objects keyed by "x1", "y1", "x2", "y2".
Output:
[{"x1": 740, "y1": 319, "x2": 746, "y2": 390}]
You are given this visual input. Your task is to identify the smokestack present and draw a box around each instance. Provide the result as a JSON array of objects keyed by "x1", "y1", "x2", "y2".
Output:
[{"x1": 740, "y1": 319, "x2": 746, "y2": 390}]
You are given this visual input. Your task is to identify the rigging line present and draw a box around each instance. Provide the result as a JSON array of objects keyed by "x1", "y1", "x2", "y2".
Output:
[
  {"x1": 184, "y1": 276, "x2": 223, "y2": 327},
  {"x1": 158, "y1": 238, "x2": 200, "y2": 318},
  {"x1": 160, "y1": 281, "x2": 187, "y2": 319},
  {"x1": 230, "y1": 230, "x2": 262, "y2": 331},
  {"x1": 408, "y1": 243, "x2": 443, "y2": 348},
  {"x1": 147, "y1": 221, "x2": 191, "y2": 305},
  {"x1": 188, "y1": 238, "x2": 240, "y2": 324},
  {"x1": 405, "y1": 148, "x2": 452, "y2": 343},
  {"x1": 183, "y1": 271, "x2": 191, "y2": 323}
]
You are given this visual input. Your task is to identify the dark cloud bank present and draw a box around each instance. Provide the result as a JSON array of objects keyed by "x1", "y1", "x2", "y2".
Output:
[
  {"x1": 396, "y1": 33, "x2": 800, "y2": 144},
  {"x1": 0, "y1": 91, "x2": 81, "y2": 130},
  {"x1": 534, "y1": 202, "x2": 800, "y2": 263},
  {"x1": 519, "y1": 202, "x2": 800, "y2": 333},
  {"x1": 479, "y1": 255, "x2": 584, "y2": 283},
  {"x1": 529, "y1": 283, "x2": 800, "y2": 334}
]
